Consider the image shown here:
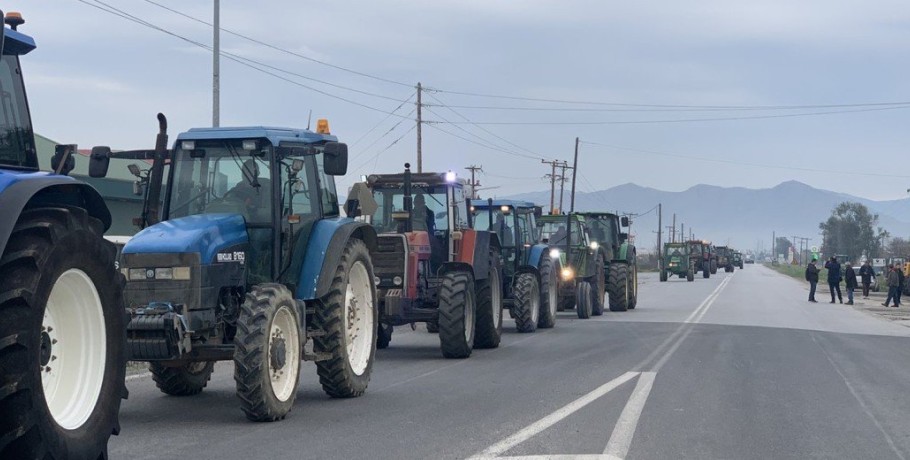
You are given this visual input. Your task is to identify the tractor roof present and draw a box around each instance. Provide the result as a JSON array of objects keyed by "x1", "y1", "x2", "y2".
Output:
[
  {"x1": 3, "y1": 27, "x2": 36, "y2": 55},
  {"x1": 472, "y1": 199, "x2": 537, "y2": 209},
  {"x1": 578, "y1": 211, "x2": 619, "y2": 219},
  {"x1": 666, "y1": 242, "x2": 687, "y2": 246},
  {"x1": 366, "y1": 172, "x2": 466, "y2": 187},
  {"x1": 539, "y1": 213, "x2": 585, "y2": 223},
  {"x1": 176, "y1": 126, "x2": 338, "y2": 146}
]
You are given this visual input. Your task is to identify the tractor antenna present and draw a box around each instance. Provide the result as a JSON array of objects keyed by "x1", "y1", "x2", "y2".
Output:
[{"x1": 306, "y1": 110, "x2": 313, "y2": 130}]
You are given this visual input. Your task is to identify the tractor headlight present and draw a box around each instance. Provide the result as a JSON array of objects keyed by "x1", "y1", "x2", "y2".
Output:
[
  {"x1": 561, "y1": 267, "x2": 575, "y2": 281},
  {"x1": 549, "y1": 248, "x2": 561, "y2": 258},
  {"x1": 590, "y1": 242, "x2": 599, "y2": 250},
  {"x1": 393, "y1": 276, "x2": 403, "y2": 286},
  {"x1": 374, "y1": 276, "x2": 381, "y2": 286}
]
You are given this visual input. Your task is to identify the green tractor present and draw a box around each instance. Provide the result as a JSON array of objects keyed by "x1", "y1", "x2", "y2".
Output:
[
  {"x1": 579, "y1": 212, "x2": 638, "y2": 311},
  {"x1": 537, "y1": 213, "x2": 606, "y2": 318},
  {"x1": 732, "y1": 251, "x2": 744, "y2": 269},
  {"x1": 660, "y1": 242, "x2": 695, "y2": 282},
  {"x1": 715, "y1": 245, "x2": 735, "y2": 272}
]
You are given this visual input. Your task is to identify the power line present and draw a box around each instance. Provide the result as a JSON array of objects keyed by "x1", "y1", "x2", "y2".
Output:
[
  {"x1": 580, "y1": 140, "x2": 910, "y2": 179},
  {"x1": 142, "y1": 0, "x2": 413, "y2": 88},
  {"x1": 423, "y1": 106, "x2": 538, "y2": 161},
  {"x1": 421, "y1": 101, "x2": 910, "y2": 113},
  {"x1": 77, "y1": 0, "x2": 413, "y2": 118},
  {"x1": 421, "y1": 104, "x2": 910, "y2": 125},
  {"x1": 350, "y1": 93, "x2": 416, "y2": 147},
  {"x1": 348, "y1": 124, "x2": 417, "y2": 177},
  {"x1": 426, "y1": 123, "x2": 541, "y2": 161},
  {"x1": 349, "y1": 106, "x2": 416, "y2": 163}
]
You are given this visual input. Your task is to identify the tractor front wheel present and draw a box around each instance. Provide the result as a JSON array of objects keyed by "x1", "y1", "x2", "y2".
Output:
[
  {"x1": 576, "y1": 281, "x2": 593, "y2": 319},
  {"x1": 0, "y1": 206, "x2": 126, "y2": 459},
  {"x1": 660, "y1": 270, "x2": 668, "y2": 282},
  {"x1": 438, "y1": 271, "x2": 475, "y2": 359},
  {"x1": 537, "y1": 255, "x2": 559, "y2": 329},
  {"x1": 608, "y1": 263, "x2": 631, "y2": 312},
  {"x1": 377, "y1": 323, "x2": 392, "y2": 349},
  {"x1": 592, "y1": 258, "x2": 606, "y2": 316},
  {"x1": 513, "y1": 272, "x2": 540, "y2": 333},
  {"x1": 474, "y1": 255, "x2": 504, "y2": 349},
  {"x1": 234, "y1": 284, "x2": 301, "y2": 421},
  {"x1": 150, "y1": 361, "x2": 215, "y2": 396},
  {"x1": 314, "y1": 239, "x2": 378, "y2": 398}
]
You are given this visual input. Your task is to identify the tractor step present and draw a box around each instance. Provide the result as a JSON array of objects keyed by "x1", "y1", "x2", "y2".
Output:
[{"x1": 303, "y1": 351, "x2": 333, "y2": 362}]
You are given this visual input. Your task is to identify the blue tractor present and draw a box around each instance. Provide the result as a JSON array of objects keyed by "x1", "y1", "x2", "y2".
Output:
[
  {"x1": 0, "y1": 12, "x2": 127, "y2": 459},
  {"x1": 470, "y1": 200, "x2": 559, "y2": 331},
  {"x1": 91, "y1": 116, "x2": 379, "y2": 421}
]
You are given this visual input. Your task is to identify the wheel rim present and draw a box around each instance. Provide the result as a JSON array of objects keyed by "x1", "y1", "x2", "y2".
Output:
[
  {"x1": 345, "y1": 261, "x2": 374, "y2": 376},
  {"x1": 268, "y1": 305, "x2": 300, "y2": 402},
  {"x1": 42, "y1": 269, "x2": 106, "y2": 430},
  {"x1": 491, "y1": 269, "x2": 502, "y2": 328},
  {"x1": 530, "y1": 279, "x2": 540, "y2": 324}
]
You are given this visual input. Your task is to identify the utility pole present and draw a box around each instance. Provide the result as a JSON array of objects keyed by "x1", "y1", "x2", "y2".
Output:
[
  {"x1": 657, "y1": 203, "x2": 663, "y2": 267},
  {"x1": 671, "y1": 213, "x2": 676, "y2": 242},
  {"x1": 681, "y1": 223, "x2": 685, "y2": 241},
  {"x1": 465, "y1": 165, "x2": 482, "y2": 199},
  {"x1": 212, "y1": 0, "x2": 220, "y2": 127},
  {"x1": 558, "y1": 161, "x2": 571, "y2": 214},
  {"x1": 541, "y1": 159, "x2": 559, "y2": 214},
  {"x1": 772, "y1": 231, "x2": 776, "y2": 262},
  {"x1": 416, "y1": 82, "x2": 423, "y2": 173},
  {"x1": 570, "y1": 137, "x2": 579, "y2": 212}
]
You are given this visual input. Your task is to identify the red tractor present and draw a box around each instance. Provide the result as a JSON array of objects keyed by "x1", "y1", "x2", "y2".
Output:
[{"x1": 345, "y1": 164, "x2": 503, "y2": 358}]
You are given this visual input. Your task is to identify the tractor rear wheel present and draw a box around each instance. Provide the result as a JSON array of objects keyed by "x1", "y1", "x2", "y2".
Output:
[
  {"x1": 513, "y1": 272, "x2": 540, "y2": 333},
  {"x1": 710, "y1": 260, "x2": 718, "y2": 274},
  {"x1": 150, "y1": 361, "x2": 215, "y2": 396},
  {"x1": 576, "y1": 281, "x2": 593, "y2": 319},
  {"x1": 234, "y1": 284, "x2": 301, "y2": 421},
  {"x1": 660, "y1": 270, "x2": 668, "y2": 282},
  {"x1": 377, "y1": 323, "x2": 392, "y2": 349},
  {"x1": 628, "y1": 264, "x2": 639, "y2": 309},
  {"x1": 687, "y1": 267, "x2": 695, "y2": 282},
  {"x1": 608, "y1": 263, "x2": 631, "y2": 312},
  {"x1": 314, "y1": 239, "x2": 377, "y2": 398},
  {"x1": 438, "y1": 271, "x2": 475, "y2": 359},
  {"x1": 592, "y1": 258, "x2": 606, "y2": 316},
  {"x1": 0, "y1": 206, "x2": 126, "y2": 459},
  {"x1": 474, "y1": 256, "x2": 503, "y2": 349},
  {"x1": 703, "y1": 264, "x2": 710, "y2": 279},
  {"x1": 537, "y1": 255, "x2": 559, "y2": 329}
]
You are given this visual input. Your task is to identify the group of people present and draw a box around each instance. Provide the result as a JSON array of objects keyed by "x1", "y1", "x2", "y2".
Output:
[{"x1": 804, "y1": 257, "x2": 905, "y2": 307}]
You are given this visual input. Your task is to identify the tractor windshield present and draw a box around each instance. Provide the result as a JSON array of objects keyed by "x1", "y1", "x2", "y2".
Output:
[
  {"x1": 0, "y1": 55, "x2": 35, "y2": 169},
  {"x1": 166, "y1": 140, "x2": 273, "y2": 223},
  {"x1": 472, "y1": 207, "x2": 517, "y2": 247},
  {"x1": 586, "y1": 216, "x2": 616, "y2": 245},
  {"x1": 539, "y1": 219, "x2": 584, "y2": 246},
  {"x1": 370, "y1": 184, "x2": 448, "y2": 234},
  {"x1": 666, "y1": 245, "x2": 687, "y2": 256}
]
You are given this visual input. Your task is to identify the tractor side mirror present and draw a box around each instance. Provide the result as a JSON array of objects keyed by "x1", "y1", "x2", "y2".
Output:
[
  {"x1": 89, "y1": 146, "x2": 112, "y2": 178},
  {"x1": 52, "y1": 144, "x2": 77, "y2": 176},
  {"x1": 533, "y1": 206, "x2": 543, "y2": 219},
  {"x1": 323, "y1": 142, "x2": 348, "y2": 176},
  {"x1": 620, "y1": 216, "x2": 630, "y2": 227},
  {"x1": 344, "y1": 198, "x2": 361, "y2": 217},
  {"x1": 619, "y1": 232, "x2": 629, "y2": 243}
]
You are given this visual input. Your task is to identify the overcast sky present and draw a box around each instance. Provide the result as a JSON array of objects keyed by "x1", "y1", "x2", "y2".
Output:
[{"x1": 11, "y1": 0, "x2": 910, "y2": 201}]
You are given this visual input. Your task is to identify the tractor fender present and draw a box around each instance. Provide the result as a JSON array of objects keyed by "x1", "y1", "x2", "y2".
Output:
[
  {"x1": 455, "y1": 230, "x2": 498, "y2": 281},
  {"x1": 300, "y1": 217, "x2": 378, "y2": 300},
  {"x1": 617, "y1": 242, "x2": 636, "y2": 264},
  {"x1": 526, "y1": 243, "x2": 548, "y2": 269},
  {"x1": 0, "y1": 172, "x2": 111, "y2": 254},
  {"x1": 439, "y1": 261, "x2": 474, "y2": 279}
]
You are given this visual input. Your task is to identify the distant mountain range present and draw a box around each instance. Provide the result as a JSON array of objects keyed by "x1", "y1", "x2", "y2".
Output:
[{"x1": 500, "y1": 181, "x2": 910, "y2": 253}]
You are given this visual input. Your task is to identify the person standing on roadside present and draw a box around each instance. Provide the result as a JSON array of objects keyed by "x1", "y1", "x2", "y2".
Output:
[
  {"x1": 844, "y1": 262, "x2": 857, "y2": 305},
  {"x1": 897, "y1": 264, "x2": 905, "y2": 307},
  {"x1": 805, "y1": 258, "x2": 820, "y2": 303},
  {"x1": 884, "y1": 264, "x2": 901, "y2": 308},
  {"x1": 825, "y1": 256, "x2": 843, "y2": 304},
  {"x1": 859, "y1": 260, "x2": 875, "y2": 299}
]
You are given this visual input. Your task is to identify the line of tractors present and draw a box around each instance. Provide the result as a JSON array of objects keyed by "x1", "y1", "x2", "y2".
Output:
[
  {"x1": 660, "y1": 240, "x2": 745, "y2": 282},
  {"x1": 0, "y1": 15, "x2": 639, "y2": 459}
]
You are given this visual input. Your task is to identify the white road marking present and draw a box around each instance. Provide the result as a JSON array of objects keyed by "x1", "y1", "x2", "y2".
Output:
[
  {"x1": 603, "y1": 372, "x2": 656, "y2": 458},
  {"x1": 494, "y1": 456, "x2": 620, "y2": 460},
  {"x1": 468, "y1": 372, "x2": 639, "y2": 459}
]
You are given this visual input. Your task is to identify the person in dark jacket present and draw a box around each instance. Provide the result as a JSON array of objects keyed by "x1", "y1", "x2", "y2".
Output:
[
  {"x1": 897, "y1": 266, "x2": 905, "y2": 307},
  {"x1": 805, "y1": 258, "x2": 820, "y2": 303},
  {"x1": 824, "y1": 256, "x2": 843, "y2": 304},
  {"x1": 844, "y1": 262, "x2": 857, "y2": 305},
  {"x1": 859, "y1": 261, "x2": 875, "y2": 299},
  {"x1": 884, "y1": 264, "x2": 900, "y2": 308}
]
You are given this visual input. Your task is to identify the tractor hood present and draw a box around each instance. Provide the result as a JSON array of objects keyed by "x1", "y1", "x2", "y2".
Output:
[{"x1": 123, "y1": 213, "x2": 249, "y2": 264}]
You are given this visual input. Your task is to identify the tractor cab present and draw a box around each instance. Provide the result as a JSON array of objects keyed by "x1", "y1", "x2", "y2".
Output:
[{"x1": 470, "y1": 200, "x2": 541, "y2": 278}]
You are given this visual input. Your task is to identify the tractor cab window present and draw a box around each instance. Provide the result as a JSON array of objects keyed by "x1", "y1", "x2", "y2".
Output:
[
  {"x1": 517, "y1": 211, "x2": 536, "y2": 247},
  {"x1": 315, "y1": 153, "x2": 339, "y2": 216},
  {"x1": 539, "y1": 220, "x2": 584, "y2": 246},
  {"x1": 667, "y1": 246, "x2": 686, "y2": 256},
  {"x1": 278, "y1": 150, "x2": 320, "y2": 286},
  {"x1": 0, "y1": 55, "x2": 35, "y2": 169},
  {"x1": 472, "y1": 207, "x2": 516, "y2": 247},
  {"x1": 168, "y1": 141, "x2": 272, "y2": 223},
  {"x1": 370, "y1": 184, "x2": 448, "y2": 235}
]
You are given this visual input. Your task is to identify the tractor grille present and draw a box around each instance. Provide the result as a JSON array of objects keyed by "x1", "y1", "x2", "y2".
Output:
[{"x1": 374, "y1": 234, "x2": 406, "y2": 287}]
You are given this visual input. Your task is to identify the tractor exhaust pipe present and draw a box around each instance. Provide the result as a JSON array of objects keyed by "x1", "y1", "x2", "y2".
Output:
[{"x1": 143, "y1": 113, "x2": 169, "y2": 226}]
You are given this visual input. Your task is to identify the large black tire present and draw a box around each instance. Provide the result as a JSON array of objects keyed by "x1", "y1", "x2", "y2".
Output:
[
  {"x1": 438, "y1": 271, "x2": 475, "y2": 359},
  {"x1": 426, "y1": 321, "x2": 439, "y2": 333},
  {"x1": 628, "y1": 264, "x2": 639, "y2": 309},
  {"x1": 608, "y1": 263, "x2": 631, "y2": 312},
  {"x1": 537, "y1": 255, "x2": 558, "y2": 329},
  {"x1": 234, "y1": 284, "x2": 302, "y2": 422},
  {"x1": 314, "y1": 239, "x2": 378, "y2": 398},
  {"x1": 377, "y1": 323, "x2": 392, "y2": 349},
  {"x1": 591, "y1": 258, "x2": 606, "y2": 316},
  {"x1": 659, "y1": 270, "x2": 668, "y2": 282},
  {"x1": 687, "y1": 268, "x2": 695, "y2": 282},
  {"x1": 576, "y1": 281, "x2": 593, "y2": 319},
  {"x1": 150, "y1": 361, "x2": 215, "y2": 396},
  {"x1": 0, "y1": 206, "x2": 126, "y2": 459},
  {"x1": 710, "y1": 260, "x2": 718, "y2": 274},
  {"x1": 474, "y1": 254, "x2": 504, "y2": 349},
  {"x1": 513, "y1": 272, "x2": 540, "y2": 333},
  {"x1": 703, "y1": 263, "x2": 710, "y2": 279}
]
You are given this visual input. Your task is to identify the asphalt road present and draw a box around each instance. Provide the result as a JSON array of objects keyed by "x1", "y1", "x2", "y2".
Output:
[{"x1": 109, "y1": 265, "x2": 910, "y2": 460}]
